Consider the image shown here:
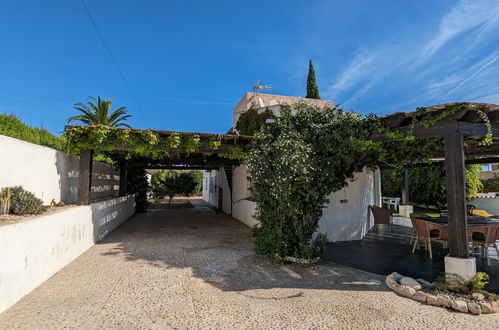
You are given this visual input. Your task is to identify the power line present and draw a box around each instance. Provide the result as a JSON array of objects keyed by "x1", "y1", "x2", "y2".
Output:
[{"x1": 79, "y1": 0, "x2": 151, "y2": 127}]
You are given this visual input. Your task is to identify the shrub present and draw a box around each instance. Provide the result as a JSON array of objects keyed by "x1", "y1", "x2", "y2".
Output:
[
  {"x1": 481, "y1": 181, "x2": 499, "y2": 193},
  {"x1": 434, "y1": 272, "x2": 490, "y2": 294},
  {"x1": 151, "y1": 170, "x2": 199, "y2": 204},
  {"x1": 126, "y1": 167, "x2": 149, "y2": 213},
  {"x1": 381, "y1": 164, "x2": 483, "y2": 207},
  {"x1": 235, "y1": 107, "x2": 275, "y2": 135},
  {"x1": 190, "y1": 170, "x2": 203, "y2": 194},
  {"x1": 0, "y1": 114, "x2": 64, "y2": 150},
  {"x1": 8, "y1": 186, "x2": 46, "y2": 215},
  {"x1": 0, "y1": 188, "x2": 12, "y2": 215}
]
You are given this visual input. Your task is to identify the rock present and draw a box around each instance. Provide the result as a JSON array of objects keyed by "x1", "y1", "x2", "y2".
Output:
[
  {"x1": 479, "y1": 302, "x2": 494, "y2": 314},
  {"x1": 391, "y1": 272, "x2": 403, "y2": 282},
  {"x1": 394, "y1": 285, "x2": 416, "y2": 298},
  {"x1": 436, "y1": 295, "x2": 452, "y2": 308},
  {"x1": 491, "y1": 300, "x2": 499, "y2": 313},
  {"x1": 412, "y1": 291, "x2": 428, "y2": 303},
  {"x1": 416, "y1": 278, "x2": 434, "y2": 289},
  {"x1": 385, "y1": 276, "x2": 398, "y2": 291},
  {"x1": 400, "y1": 277, "x2": 422, "y2": 290},
  {"x1": 467, "y1": 301, "x2": 482, "y2": 315},
  {"x1": 471, "y1": 293, "x2": 485, "y2": 301},
  {"x1": 451, "y1": 300, "x2": 469, "y2": 313},
  {"x1": 426, "y1": 294, "x2": 439, "y2": 306}
]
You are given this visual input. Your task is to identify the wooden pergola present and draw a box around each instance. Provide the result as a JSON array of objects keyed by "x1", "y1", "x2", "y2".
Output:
[
  {"x1": 75, "y1": 130, "x2": 252, "y2": 206},
  {"x1": 371, "y1": 102, "x2": 499, "y2": 261},
  {"x1": 72, "y1": 102, "x2": 499, "y2": 272}
]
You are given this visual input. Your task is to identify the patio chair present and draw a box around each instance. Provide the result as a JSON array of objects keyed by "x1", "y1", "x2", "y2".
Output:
[
  {"x1": 438, "y1": 203, "x2": 476, "y2": 216},
  {"x1": 409, "y1": 214, "x2": 448, "y2": 260},
  {"x1": 468, "y1": 226, "x2": 499, "y2": 266},
  {"x1": 369, "y1": 205, "x2": 393, "y2": 232}
]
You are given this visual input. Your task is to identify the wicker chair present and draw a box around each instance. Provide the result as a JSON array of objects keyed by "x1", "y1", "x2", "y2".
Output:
[
  {"x1": 369, "y1": 205, "x2": 393, "y2": 232},
  {"x1": 409, "y1": 214, "x2": 448, "y2": 259},
  {"x1": 468, "y1": 226, "x2": 499, "y2": 266}
]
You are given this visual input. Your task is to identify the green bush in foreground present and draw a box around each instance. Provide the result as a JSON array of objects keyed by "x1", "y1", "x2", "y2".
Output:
[{"x1": 5, "y1": 186, "x2": 47, "y2": 215}]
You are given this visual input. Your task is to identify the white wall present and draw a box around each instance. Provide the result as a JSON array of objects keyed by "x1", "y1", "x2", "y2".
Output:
[
  {"x1": 0, "y1": 195, "x2": 135, "y2": 313},
  {"x1": 469, "y1": 197, "x2": 499, "y2": 215},
  {"x1": 231, "y1": 165, "x2": 258, "y2": 227},
  {"x1": 317, "y1": 169, "x2": 381, "y2": 241},
  {"x1": 229, "y1": 165, "x2": 381, "y2": 240},
  {"x1": 202, "y1": 170, "x2": 219, "y2": 207},
  {"x1": 0, "y1": 135, "x2": 119, "y2": 204},
  {"x1": 218, "y1": 168, "x2": 231, "y2": 214}
]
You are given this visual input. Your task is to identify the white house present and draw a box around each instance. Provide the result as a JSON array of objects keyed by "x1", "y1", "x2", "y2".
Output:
[{"x1": 203, "y1": 92, "x2": 381, "y2": 241}]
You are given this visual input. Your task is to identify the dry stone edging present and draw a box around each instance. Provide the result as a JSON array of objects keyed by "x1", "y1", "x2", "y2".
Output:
[{"x1": 385, "y1": 272, "x2": 499, "y2": 315}]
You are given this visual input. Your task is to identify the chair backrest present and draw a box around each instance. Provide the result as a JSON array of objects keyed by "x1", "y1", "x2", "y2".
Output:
[
  {"x1": 409, "y1": 214, "x2": 448, "y2": 239},
  {"x1": 369, "y1": 205, "x2": 391, "y2": 225},
  {"x1": 468, "y1": 226, "x2": 499, "y2": 244},
  {"x1": 411, "y1": 218, "x2": 431, "y2": 239}
]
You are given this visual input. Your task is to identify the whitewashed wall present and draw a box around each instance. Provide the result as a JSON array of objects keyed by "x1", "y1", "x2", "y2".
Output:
[
  {"x1": 227, "y1": 165, "x2": 381, "y2": 240},
  {"x1": 317, "y1": 169, "x2": 381, "y2": 241},
  {"x1": 469, "y1": 197, "x2": 499, "y2": 216},
  {"x1": 231, "y1": 165, "x2": 258, "y2": 227},
  {"x1": 202, "y1": 170, "x2": 219, "y2": 207},
  {"x1": 0, "y1": 195, "x2": 135, "y2": 314},
  {"x1": 0, "y1": 135, "x2": 119, "y2": 204}
]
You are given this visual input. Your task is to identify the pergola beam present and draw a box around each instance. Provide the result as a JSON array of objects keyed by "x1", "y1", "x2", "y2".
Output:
[{"x1": 370, "y1": 121, "x2": 499, "y2": 142}]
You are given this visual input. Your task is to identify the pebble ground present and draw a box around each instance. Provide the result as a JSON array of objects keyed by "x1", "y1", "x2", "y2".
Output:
[{"x1": 1, "y1": 199, "x2": 498, "y2": 329}]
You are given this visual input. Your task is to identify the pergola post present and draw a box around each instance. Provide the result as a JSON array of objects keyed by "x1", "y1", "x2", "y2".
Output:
[
  {"x1": 77, "y1": 149, "x2": 93, "y2": 205},
  {"x1": 119, "y1": 166, "x2": 127, "y2": 197},
  {"x1": 443, "y1": 132, "x2": 476, "y2": 279},
  {"x1": 401, "y1": 167, "x2": 409, "y2": 205}
]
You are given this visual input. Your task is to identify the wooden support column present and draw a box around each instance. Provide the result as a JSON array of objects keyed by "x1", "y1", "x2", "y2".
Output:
[
  {"x1": 444, "y1": 132, "x2": 468, "y2": 258},
  {"x1": 119, "y1": 166, "x2": 127, "y2": 196},
  {"x1": 401, "y1": 167, "x2": 409, "y2": 205},
  {"x1": 77, "y1": 149, "x2": 93, "y2": 205}
]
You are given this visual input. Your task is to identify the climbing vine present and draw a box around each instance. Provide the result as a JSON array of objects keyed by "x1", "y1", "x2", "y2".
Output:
[
  {"x1": 235, "y1": 107, "x2": 275, "y2": 135},
  {"x1": 64, "y1": 125, "x2": 246, "y2": 161},
  {"x1": 247, "y1": 102, "x2": 494, "y2": 260}
]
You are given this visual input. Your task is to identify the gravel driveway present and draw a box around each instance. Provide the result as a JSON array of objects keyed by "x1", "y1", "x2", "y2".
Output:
[{"x1": 1, "y1": 199, "x2": 498, "y2": 329}]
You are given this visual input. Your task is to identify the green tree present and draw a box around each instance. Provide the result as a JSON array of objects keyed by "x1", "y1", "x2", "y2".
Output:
[
  {"x1": 235, "y1": 108, "x2": 274, "y2": 135},
  {"x1": 69, "y1": 96, "x2": 131, "y2": 128},
  {"x1": 381, "y1": 164, "x2": 484, "y2": 208},
  {"x1": 306, "y1": 60, "x2": 320, "y2": 99},
  {"x1": 190, "y1": 170, "x2": 203, "y2": 194},
  {"x1": 151, "y1": 171, "x2": 199, "y2": 204}
]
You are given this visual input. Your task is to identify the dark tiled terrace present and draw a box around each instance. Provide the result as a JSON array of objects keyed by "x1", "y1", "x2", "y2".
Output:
[{"x1": 324, "y1": 218, "x2": 499, "y2": 293}]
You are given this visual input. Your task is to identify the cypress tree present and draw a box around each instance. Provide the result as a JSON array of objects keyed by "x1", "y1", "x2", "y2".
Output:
[{"x1": 306, "y1": 60, "x2": 320, "y2": 99}]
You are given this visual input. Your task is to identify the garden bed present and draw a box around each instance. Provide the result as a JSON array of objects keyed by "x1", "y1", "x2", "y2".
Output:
[
  {"x1": 0, "y1": 205, "x2": 75, "y2": 226},
  {"x1": 386, "y1": 272, "x2": 499, "y2": 314}
]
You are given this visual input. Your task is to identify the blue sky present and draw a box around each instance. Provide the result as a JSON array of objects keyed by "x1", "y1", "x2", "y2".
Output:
[{"x1": 1, "y1": 0, "x2": 499, "y2": 135}]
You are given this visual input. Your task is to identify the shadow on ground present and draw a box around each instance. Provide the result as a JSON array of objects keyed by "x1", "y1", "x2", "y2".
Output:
[
  {"x1": 324, "y1": 223, "x2": 499, "y2": 294},
  {"x1": 98, "y1": 200, "x2": 389, "y2": 295}
]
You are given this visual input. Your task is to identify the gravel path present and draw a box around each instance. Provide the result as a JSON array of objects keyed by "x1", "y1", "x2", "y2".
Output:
[{"x1": 1, "y1": 200, "x2": 498, "y2": 329}]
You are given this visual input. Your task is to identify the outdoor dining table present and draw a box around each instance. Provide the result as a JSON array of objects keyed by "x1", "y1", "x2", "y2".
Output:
[{"x1": 418, "y1": 215, "x2": 499, "y2": 227}]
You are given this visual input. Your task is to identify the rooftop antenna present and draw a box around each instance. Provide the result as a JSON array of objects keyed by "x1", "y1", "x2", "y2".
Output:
[{"x1": 253, "y1": 80, "x2": 272, "y2": 93}]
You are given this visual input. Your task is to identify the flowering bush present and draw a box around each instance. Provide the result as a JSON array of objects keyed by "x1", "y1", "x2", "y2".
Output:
[{"x1": 247, "y1": 104, "x2": 382, "y2": 259}]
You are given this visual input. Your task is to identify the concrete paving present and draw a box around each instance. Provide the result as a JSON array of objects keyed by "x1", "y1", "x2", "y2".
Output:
[{"x1": 1, "y1": 199, "x2": 498, "y2": 329}]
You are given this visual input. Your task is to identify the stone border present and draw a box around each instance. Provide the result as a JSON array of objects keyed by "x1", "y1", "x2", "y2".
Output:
[{"x1": 386, "y1": 272, "x2": 499, "y2": 315}]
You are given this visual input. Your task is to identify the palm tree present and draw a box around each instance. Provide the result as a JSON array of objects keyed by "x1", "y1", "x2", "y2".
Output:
[{"x1": 69, "y1": 96, "x2": 131, "y2": 128}]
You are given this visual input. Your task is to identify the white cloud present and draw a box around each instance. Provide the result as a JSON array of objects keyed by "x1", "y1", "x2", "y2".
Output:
[
  {"x1": 446, "y1": 53, "x2": 499, "y2": 95},
  {"x1": 417, "y1": 0, "x2": 499, "y2": 62},
  {"x1": 325, "y1": 0, "x2": 499, "y2": 112}
]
